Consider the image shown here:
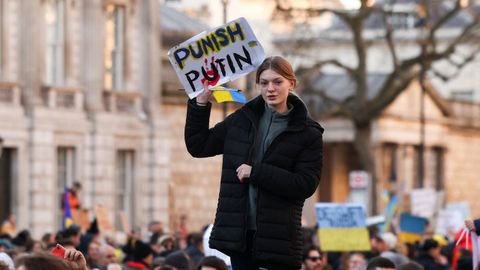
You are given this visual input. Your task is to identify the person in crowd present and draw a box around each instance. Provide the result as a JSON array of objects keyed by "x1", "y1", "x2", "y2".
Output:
[
  {"x1": 58, "y1": 225, "x2": 82, "y2": 248},
  {"x1": 0, "y1": 252, "x2": 14, "y2": 270},
  {"x1": 415, "y1": 239, "x2": 450, "y2": 270},
  {"x1": 184, "y1": 233, "x2": 204, "y2": 267},
  {"x1": 375, "y1": 232, "x2": 409, "y2": 268},
  {"x1": 348, "y1": 252, "x2": 367, "y2": 270},
  {"x1": 157, "y1": 235, "x2": 176, "y2": 257},
  {"x1": 0, "y1": 215, "x2": 16, "y2": 236},
  {"x1": 0, "y1": 240, "x2": 13, "y2": 253},
  {"x1": 176, "y1": 215, "x2": 189, "y2": 250},
  {"x1": 302, "y1": 246, "x2": 327, "y2": 270},
  {"x1": 123, "y1": 240, "x2": 154, "y2": 270},
  {"x1": 86, "y1": 241, "x2": 102, "y2": 269},
  {"x1": 98, "y1": 244, "x2": 117, "y2": 267},
  {"x1": 15, "y1": 249, "x2": 88, "y2": 270},
  {"x1": 65, "y1": 182, "x2": 82, "y2": 210},
  {"x1": 184, "y1": 55, "x2": 324, "y2": 269},
  {"x1": 398, "y1": 262, "x2": 424, "y2": 270},
  {"x1": 366, "y1": 256, "x2": 396, "y2": 270},
  {"x1": 197, "y1": 256, "x2": 228, "y2": 270},
  {"x1": 164, "y1": 250, "x2": 194, "y2": 270},
  {"x1": 146, "y1": 221, "x2": 164, "y2": 243}
]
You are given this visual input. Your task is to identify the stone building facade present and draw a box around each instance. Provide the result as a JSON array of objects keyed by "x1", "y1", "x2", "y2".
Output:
[{"x1": 0, "y1": 0, "x2": 170, "y2": 237}]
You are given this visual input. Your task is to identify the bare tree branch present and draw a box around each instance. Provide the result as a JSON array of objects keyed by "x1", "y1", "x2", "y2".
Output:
[
  {"x1": 309, "y1": 59, "x2": 356, "y2": 76},
  {"x1": 379, "y1": 9, "x2": 399, "y2": 67},
  {"x1": 430, "y1": 0, "x2": 463, "y2": 35},
  {"x1": 272, "y1": 0, "x2": 351, "y2": 23}
]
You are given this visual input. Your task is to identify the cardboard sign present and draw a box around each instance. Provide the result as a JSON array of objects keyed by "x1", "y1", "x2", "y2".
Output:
[
  {"x1": 168, "y1": 17, "x2": 265, "y2": 99},
  {"x1": 94, "y1": 204, "x2": 113, "y2": 233},
  {"x1": 120, "y1": 211, "x2": 131, "y2": 233}
]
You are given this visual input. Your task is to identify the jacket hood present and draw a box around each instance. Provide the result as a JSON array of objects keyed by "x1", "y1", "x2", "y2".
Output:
[{"x1": 243, "y1": 93, "x2": 322, "y2": 132}]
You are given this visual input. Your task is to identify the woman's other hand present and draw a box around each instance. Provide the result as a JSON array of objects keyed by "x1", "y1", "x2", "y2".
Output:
[
  {"x1": 465, "y1": 219, "x2": 475, "y2": 231},
  {"x1": 236, "y1": 164, "x2": 252, "y2": 183}
]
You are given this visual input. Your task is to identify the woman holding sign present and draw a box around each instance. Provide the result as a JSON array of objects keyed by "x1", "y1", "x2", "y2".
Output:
[{"x1": 185, "y1": 56, "x2": 323, "y2": 269}]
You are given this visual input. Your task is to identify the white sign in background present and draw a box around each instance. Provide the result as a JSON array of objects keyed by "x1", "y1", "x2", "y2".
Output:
[
  {"x1": 168, "y1": 17, "x2": 265, "y2": 99},
  {"x1": 410, "y1": 188, "x2": 437, "y2": 219}
]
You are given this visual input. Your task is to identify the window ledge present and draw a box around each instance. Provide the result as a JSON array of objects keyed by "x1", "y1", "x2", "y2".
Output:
[
  {"x1": 102, "y1": 89, "x2": 143, "y2": 114},
  {"x1": 0, "y1": 81, "x2": 21, "y2": 106},
  {"x1": 41, "y1": 85, "x2": 84, "y2": 110}
]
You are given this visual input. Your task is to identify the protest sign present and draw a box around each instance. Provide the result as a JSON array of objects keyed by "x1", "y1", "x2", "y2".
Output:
[
  {"x1": 410, "y1": 188, "x2": 437, "y2": 219},
  {"x1": 168, "y1": 17, "x2": 265, "y2": 99},
  {"x1": 399, "y1": 213, "x2": 428, "y2": 243},
  {"x1": 435, "y1": 209, "x2": 463, "y2": 236},
  {"x1": 446, "y1": 202, "x2": 471, "y2": 220},
  {"x1": 315, "y1": 203, "x2": 370, "y2": 251},
  {"x1": 119, "y1": 211, "x2": 131, "y2": 233},
  {"x1": 72, "y1": 208, "x2": 90, "y2": 232},
  {"x1": 94, "y1": 204, "x2": 113, "y2": 233}
]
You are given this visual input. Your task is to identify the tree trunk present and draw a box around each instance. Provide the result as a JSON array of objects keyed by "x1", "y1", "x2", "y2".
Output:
[{"x1": 353, "y1": 121, "x2": 378, "y2": 215}]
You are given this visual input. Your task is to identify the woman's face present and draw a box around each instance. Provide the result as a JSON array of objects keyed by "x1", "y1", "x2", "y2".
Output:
[{"x1": 258, "y1": 69, "x2": 295, "y2": 113}]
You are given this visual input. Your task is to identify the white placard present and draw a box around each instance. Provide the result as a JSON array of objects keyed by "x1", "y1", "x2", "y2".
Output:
[
  {"x1": 410, "y1": 188, "x2": 437, "y2": 219},
  {"x1": 168, "y1": 17, "x2": 265, "y2": 99}
]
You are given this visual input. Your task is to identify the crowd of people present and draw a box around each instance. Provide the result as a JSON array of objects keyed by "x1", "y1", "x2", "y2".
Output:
[{"x1": 0, "y1": 216, "x2": 478, "y2": 270}]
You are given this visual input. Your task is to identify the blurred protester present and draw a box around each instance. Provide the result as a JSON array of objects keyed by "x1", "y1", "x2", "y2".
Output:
[
  {"x1": 98, "y1": 244, "x2": 117, "y2": 267},
  {"x1": 58, "y1": 225, "x2": 82, "y2": 248},
  {"x1": 40, "y1": 233, "x2": 55, "y2": 250},
  {"x1": 415, "y1": 239, "x2": 450, "y2": 270},
  {"x1": 0, "y1": 215, "x2": 16, "y2": 236},
  {"x1": 0, "y1": 252, "x2": 13, "y2": 270},
  {"x1": 348, "y1": 252, "x2": 367, "y2": 270},
  {"x1": 302, "y1": 246, "x2": 327, "y2": 270},
  {"x1": 11, "y1": 230, "x2": 34, "y2": 252},
  {"x1": 184, "y1": 233, "x2": 204, "y2": 267},
  {"x1": 0, "y1": 240, "x2": 12, "y2": 253},
  {"x1": 146, "y1": 221, "x2": 164, "y2": 243},
  {"x1": 398, "y1": 262, "x2": 424, "y2": 270},
  {"x1": 123, "y1": 240, "x2": 154, "y2": 270},
  {"x1": 86, "y1": 241, "x2": 102, "y2": 269},
  {"x1": 64, "y1": 182, "x2": 82, "y2": 211},
  {"x1": 366, "y1": 256, "x2": 396, "y2": 270},
  {"x1": 376, "y1": 232, "x2": 409, "y2": 268},
  {"x1": 15, "y1": 249, "x2": 88, "y2": 270},
  {"x1": 157, "y1": 235, "x2": 176, "y2": 257},
  {"x1": 164, "y1": 250, "x2": 194, "y2": 270},
  {"x1": 176, "y1": 215, "x2": 189, "y2": 250},
  {"x1": 197, "y1": 256, "x2": 227, "y2": 270}
]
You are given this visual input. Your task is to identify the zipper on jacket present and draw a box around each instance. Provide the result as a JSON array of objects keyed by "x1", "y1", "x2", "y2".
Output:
[{"x1": 244, "y1": 114, "x2": 258, "y2": 253}]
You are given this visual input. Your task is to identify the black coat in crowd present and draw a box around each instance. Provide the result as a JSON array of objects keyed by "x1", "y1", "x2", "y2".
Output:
[{"x1": 185, "y1": 94, "x2": 323, "y2": 269}]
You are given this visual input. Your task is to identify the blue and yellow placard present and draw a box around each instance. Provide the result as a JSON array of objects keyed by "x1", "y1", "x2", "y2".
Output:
[{"x1": 315, "y1": 203, "x2": 371, "y2": 251}]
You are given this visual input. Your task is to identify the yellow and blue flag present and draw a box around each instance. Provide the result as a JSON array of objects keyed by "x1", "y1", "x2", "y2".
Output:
[
  {"x1": 211, "y1": 86, "x2": 247, "y2": 104},
  {"x1": 63, "y1": 187, "x2": 74, "y2": 229},
  {"x1": 398, "y1": 213, "x2": 427, "y2": 243}
]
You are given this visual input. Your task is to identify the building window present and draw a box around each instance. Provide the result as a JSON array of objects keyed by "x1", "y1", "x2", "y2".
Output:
[
  {"x1": 431, "y1": 147, "x2": 445, "y2": 190},
  {"x1": 382, "y1": 143, "x2": 398, "y2": 183},
  {"x1": 104, "y1": 5, "x2": 125, "y2": 90},
  {"x1": 413, "y1": 145, "x2": 423, "y2": 188},
  {"x1": 45, "y1": 0, "x2": 65, "y2": 85},
  {"x1": 115, "y1": 150, "x2": 134, "y2": 230},
  {"x1": 451, "y1": 90, "x2": 474, "y2": 102},
  {"x1": 57, "y1": 147, "x2": 76, "y2": 227}
]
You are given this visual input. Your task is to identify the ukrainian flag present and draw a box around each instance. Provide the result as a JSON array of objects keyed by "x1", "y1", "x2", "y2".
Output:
[
  {"x1": 211, "y1": 86, "x2": 247, "y2": 104},
  {"x1": 63, "y1": 187, "x2": 74, "y2": 229},
  {"x1": 398, "y1": 213, "x2": 427, "y2": 243}
]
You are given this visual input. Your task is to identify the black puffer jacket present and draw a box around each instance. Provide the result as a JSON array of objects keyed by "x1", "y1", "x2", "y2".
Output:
[{"x1": 185, "y1": 94, "x2": 323, "y2": 268}]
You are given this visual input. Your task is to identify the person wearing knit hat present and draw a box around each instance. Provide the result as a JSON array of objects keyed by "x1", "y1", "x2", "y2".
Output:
[{"x1": 123, "y1": 240, "x2": 154, "y2": 270}]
